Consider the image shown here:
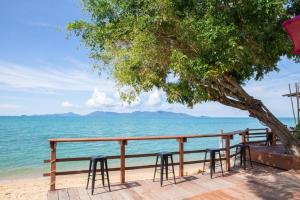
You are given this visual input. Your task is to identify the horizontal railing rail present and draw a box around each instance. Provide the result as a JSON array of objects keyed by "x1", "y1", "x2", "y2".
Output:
[
  {"x1": 47, "y1": 132, "x2": 239, "y2": 143},
  {"x1": 245, "y1": 128, "x2": 276, "y2": 145},
  {"x1": 45, "y1": 129, "x2": 268, "y2": 191},
  {"x1": 44, "y1": 149, "x2": 220, "y2": 164}
]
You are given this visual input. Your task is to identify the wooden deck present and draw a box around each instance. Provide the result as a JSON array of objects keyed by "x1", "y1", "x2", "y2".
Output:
[{"x1": 47, "y1": 164, "x2": 300, "y2": 200}]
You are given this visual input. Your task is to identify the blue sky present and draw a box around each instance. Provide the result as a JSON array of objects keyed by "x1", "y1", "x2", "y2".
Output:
[{"x1": 0, "y1": 0, "x2": 299, "y2": 117}]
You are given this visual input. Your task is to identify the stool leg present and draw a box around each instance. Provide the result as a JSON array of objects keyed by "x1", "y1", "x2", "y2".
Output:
[
  {"x1": 243, "y1": 147, "x2": 246, "y2": 169},
  {"x1": 240, "y1": 147, "x2": 243, "y2": 167},
  {"x1": 202, "y1": 150, "x2": 207, "y2": 174},
  {"x1": 153, "y1": 155, "x2": 159, "y2": 182},
  {"x1": 218, "y1": 151, "x2": 224, "y2": 176},
  {"x1": 210, "y1": 153, "x2": 213, "y2": 179},
  {"x1": 165, "y1": 156, "x2": 169, "y2": 180},
  {"x1": 247, "y1": 146, "x2": 253, "y2": 168},
  {"x1": 160, "y1": 156, "x2": 164, "y2": 187},
  {"x1": 233, "y1": 146, "x2": 238, "y2": 168},
  {"x1": 240, "y1": 147, "x2": 246, "y2": 169},
  {"x1": 170, "y1": 155, "x2": 176, "y2": 184},
  {"x1": 91, "y1": 161, "x2": 97, "y2": 195},
  {"x1": 86, "y1": 160, "x2": 92, "y2": 189},
  {"x1": 101, "y1": 161, "x2": 105, "y2": 187},
  {"x1": 105, "y1": 159, "x2": 111, "y2": 192}
]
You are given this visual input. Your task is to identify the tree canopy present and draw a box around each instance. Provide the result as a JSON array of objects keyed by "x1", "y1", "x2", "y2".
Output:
[
  {"x1": 68, "y1": 0, "x2": 299, "y2": 106},
  {"x1": 68, "y1": 0, "x2": 300, "y2": 156}
]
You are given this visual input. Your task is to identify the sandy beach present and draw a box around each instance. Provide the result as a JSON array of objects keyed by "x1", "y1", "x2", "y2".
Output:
[{"x1": 0, "y1": 164, "x2": 203, "y2": 200}]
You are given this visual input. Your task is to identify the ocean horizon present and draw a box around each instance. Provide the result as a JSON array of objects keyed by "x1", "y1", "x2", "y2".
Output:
[{"x1": 0, "y1": 113, "x2": 294, "y2": 180}]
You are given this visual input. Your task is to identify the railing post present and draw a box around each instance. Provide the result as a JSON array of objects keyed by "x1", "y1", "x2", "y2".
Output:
[
  {"x1": 268, "y1": 128, "x2": 276, "y2": 145},
  {"x1": 243, "y1": 128, "x2": 249, "y2": 143},
  {"x1": 119, "y1": 140, "x2": 127, "y2": 183},
  {"x1": 50, "y1": 141, "x2": 56, "y2": 191},
  {"x1": 177, "y1": 137, "x2": 187, "y2": 177},
  {"x1": 225, "y1": 135, "x2": 232, "y2": 171}
]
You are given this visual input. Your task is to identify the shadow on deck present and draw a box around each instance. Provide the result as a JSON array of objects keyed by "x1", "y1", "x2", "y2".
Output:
[{"x1": 47, "y1": 163, "x2": 300, "y2": 200}]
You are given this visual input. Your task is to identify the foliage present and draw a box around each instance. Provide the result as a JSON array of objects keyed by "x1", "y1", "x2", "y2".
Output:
[
  {"x1": 296, "y1": 123, "x2": 300, "y2": 139},
  {"x1": 68, "y1": 0, "x2": 300, "y2": 106}
]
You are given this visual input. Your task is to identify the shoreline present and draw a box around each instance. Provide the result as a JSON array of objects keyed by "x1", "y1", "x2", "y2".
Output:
[{"x1": 0, "y1": 163, "x2": 204, "y2": 200}]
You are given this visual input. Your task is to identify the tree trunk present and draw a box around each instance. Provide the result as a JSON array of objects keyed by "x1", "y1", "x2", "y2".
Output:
[
  {"x1": 246, "y1": 99, "x2": 300, "y2": 157},
  {"x1": 209, "y1": 75, "x2": 300, "y2": 157}
]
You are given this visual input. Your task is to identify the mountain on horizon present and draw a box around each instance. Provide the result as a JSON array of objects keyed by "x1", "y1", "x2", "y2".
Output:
[
  {"x1": 86, "y1": 110, "x2": 197, "y2": 118},
  {"x1": 28, "y1": 112, "x2": 80, "y2": 117},
  {"x1": 16, "y1": 111, "x2": 206, "y2": 118}
]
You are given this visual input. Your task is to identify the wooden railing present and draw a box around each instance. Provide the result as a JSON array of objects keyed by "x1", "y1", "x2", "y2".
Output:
[
  {"x1": 44, "y1": 129, "x2": 273, "y2": 191},
  {"x1": 243, "y1": 128, "x2": 276, "y2": 145}
]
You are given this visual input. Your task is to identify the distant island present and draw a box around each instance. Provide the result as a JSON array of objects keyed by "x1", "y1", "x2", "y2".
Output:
[{"x1": 13, "y1": 111, "x2": 209, "y2": 118}]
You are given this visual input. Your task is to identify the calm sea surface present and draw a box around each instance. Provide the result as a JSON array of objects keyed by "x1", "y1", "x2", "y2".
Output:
[{"x1": 0, "y1": 115, "x2": 293, "y2": 180}]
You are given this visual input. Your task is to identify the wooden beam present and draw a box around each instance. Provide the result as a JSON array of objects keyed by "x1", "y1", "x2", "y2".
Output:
[
  {"x1": 119, "y1": 140, "x2": 127, "y2": 183},
  {"x1": 47, "y1": 131, "x2": 244, "y2": 143},
  {"x1": 225, "y1": 135, "x2": 231, "y2": 171},
  {"x1": 177, "y1": 137, "x2": 187, "y2": 176},
  {"x1": 43, "y1": 158, "x2": 228, "y2": 177},
  {"x1": 50, "y1": 141, "x2": 56, "y2": 191},
  {"x1": 247, "y1": 128, "x2": 268, "y2": 131},
  {"x1": 43, "y1": 149, "x2": 212, "y2": 163}
]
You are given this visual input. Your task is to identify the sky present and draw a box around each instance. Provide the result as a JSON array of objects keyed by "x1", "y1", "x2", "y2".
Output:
[{"x1": 0, "y1": 0, "x2": 299, "y2": 117}]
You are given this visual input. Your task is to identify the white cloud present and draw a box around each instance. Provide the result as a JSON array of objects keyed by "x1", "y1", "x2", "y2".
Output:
[
  {"x1": 0, "y1": 57, "x2": 299, "y2": 117},
  {"x1": 0, "y1": 104, "x2": 21, "y2": 109},
  {"x1": 61, "y1": 101, "x2": 75, "y2": 108},
  {"x1": 0, "y1": 60, "x2": 115, "y2": 93},
  {"x1": 146, "y1": 89, "x2": 162, "y2": 106},
  {"x1": 86, "y1": 89, "x2": 115, "y2": 107}
]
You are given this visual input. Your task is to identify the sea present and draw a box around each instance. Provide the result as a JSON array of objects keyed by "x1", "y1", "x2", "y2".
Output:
[{"x1": 0, "y1": 114, "x2": 293, "y2": 180}]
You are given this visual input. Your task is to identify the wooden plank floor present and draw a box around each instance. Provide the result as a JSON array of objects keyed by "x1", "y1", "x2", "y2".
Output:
[{"x1": 48, "y1": 164, "x2": 300, "y2": 200}]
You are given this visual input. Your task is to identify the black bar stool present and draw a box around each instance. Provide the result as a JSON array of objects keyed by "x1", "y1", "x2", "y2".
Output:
[
  {"x1": 153, "y1": 152, "x2": 176, "y2": 186},
  {"x1": 265, "y1": 133, "x2": 273, "y2": 146},
  {"x1": 202, "y1": 149, "x2": 224, "y2": 179},
  {"x1": 86, "y1": 155, "x2": 111, "y2": 194},
  {"x1": 234, "y1": 144, "x2": 253, "y2": 169}
]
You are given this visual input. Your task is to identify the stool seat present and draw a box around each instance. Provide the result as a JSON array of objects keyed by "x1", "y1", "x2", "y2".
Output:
[
  {"x1": 206, "y1": 149, "x2": 221, "y2": 152},
  {"x1": 91, "y1": 155, "x2": 107, "y2": 160},
  {"x1": 157, "y1": 152, "x2": 172, "y2": 156}
]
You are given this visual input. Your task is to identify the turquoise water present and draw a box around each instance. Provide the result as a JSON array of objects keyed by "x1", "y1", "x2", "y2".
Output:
[{"x1": 0, "y1": 116, "x2": 293, "y2": 180}]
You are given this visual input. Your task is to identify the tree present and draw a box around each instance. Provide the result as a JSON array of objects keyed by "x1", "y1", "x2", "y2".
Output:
[
  {"x1": 68, "y1": 0, "x2": 300, "y2": 156},
  {"x1": 296, "y1": 124, "x2": 300, "y2": 139}
]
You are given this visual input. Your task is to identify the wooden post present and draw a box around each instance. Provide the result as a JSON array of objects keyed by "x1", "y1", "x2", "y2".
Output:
[
  {"x1": 119, "y1": 140, "x2": 127, "y2": 183},
  {"x1": 273, "y1": 131, "x2": 277, "y2": 145},
  {"x1": 177, "y1": 137, "x2": 187, "y2": 177},
  {"x1": 267, "y1": 128, "x2": 276, "y2": 146},
  {"x1": 225, "y1": 135, "x2": 231, "y2": 171},
  {"x1": 244, "y1": 128, "x2": 249, "y2": 143},
  {"x1": 50, "y1": 141, "x2": 56, "y2": 191}
]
